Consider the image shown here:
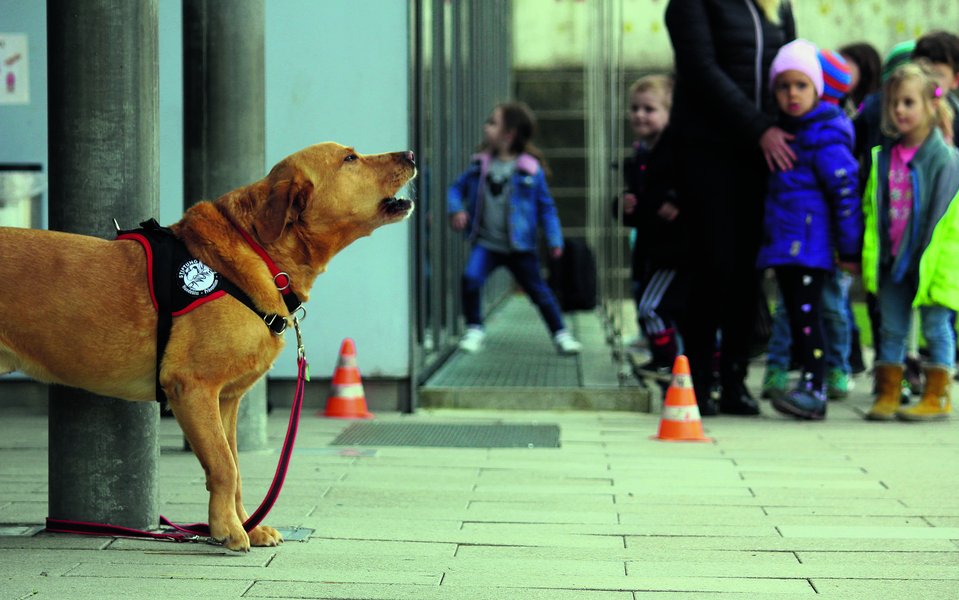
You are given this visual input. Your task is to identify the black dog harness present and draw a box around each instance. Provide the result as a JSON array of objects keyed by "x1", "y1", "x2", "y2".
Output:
[{"x1": 117, "y1": 219, "x2": 302, "y2": 402}]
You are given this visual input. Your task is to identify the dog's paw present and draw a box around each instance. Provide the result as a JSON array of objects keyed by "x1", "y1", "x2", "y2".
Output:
[
  {"x1": 212, "y1": 519, "x2": 251, "y2": 552},
  {"x1": 249, "y1": 525, "x2": 284, "y2": 547},
  {"x1": 219, "y1": 530, "x2": 251, "y2": 552}
]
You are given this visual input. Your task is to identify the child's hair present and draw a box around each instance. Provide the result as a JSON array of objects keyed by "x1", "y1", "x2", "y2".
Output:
[
  {"x1": 481, "y1": 101, "x2": 550, "y2": 176},
  {"x1": 839, "y1": 42, "x2": 882, "y2": 106},
  {"x1": 881, "y1": 62, "x2": 955, "y2": 142},
  {"x1": 627, "y1": 74, "x2": 674, "y2": 111},
  {"x1": 913, "y1": 30, "x2": 959, "y2": 75}
]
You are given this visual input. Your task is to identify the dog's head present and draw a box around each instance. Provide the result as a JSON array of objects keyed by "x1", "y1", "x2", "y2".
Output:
[{"x1": 253, "y1": 143, "x2": 416, "y2": 256}]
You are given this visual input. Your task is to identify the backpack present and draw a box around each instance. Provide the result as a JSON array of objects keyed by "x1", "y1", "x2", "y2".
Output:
[{"x1": 549, "y1": 238, "x2": 597, "y2": 311}]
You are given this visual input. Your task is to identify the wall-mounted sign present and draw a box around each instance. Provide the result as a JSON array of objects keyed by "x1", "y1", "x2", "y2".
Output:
[{"x1": 0, "y1": 34, "x2": 29, "y2": 105}]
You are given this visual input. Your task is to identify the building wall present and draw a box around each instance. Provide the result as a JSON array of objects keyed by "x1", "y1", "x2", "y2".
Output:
[
  {"x1": 0, "y1": 1, "x2": 48, "y2": 220},
  {"x1": 514, "y1": 0, "x2": 959, "y2": 70},
  {"x1": 264, "y1": 1, "x2": 412, "y2": 378},
  {"x1": 0, "y1": 0, "x2": 412, "y2": 380}
]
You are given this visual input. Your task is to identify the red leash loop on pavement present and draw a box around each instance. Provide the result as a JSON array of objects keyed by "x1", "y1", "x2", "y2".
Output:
[{"x1": 45, "y1": 356, "x2": 309, "y2": 544}]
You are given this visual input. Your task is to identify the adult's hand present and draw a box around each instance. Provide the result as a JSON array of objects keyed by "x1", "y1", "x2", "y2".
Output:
[
  {"x1": 450, "y1": 211, "x2": 469, "y2": 231},
  {"x1": 760, "y1": 126, "x2": 797, "y2": 172}
]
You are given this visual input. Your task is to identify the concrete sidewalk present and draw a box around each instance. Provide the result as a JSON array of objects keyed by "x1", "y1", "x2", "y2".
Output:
[{"x1": 2, "y1": 383, "x2": 959, "y2": 599}]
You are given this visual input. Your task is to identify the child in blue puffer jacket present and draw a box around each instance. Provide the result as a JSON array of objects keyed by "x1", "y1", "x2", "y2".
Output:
[{"x1": 757, "y1": 39, "x2": 863, "y2": 420}]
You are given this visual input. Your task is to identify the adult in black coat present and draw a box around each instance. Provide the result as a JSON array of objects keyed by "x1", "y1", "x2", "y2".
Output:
[{"x1": 665, "y1": 0, "x2": 796, "y2": 416}]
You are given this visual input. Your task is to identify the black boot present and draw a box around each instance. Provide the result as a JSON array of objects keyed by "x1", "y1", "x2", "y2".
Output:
[
  {"x1": 696, "y1": 384, "x2": 719, "y2": 416},
  {"x1": 690, "y1": 363, "x2": 718, "y2": 417},
  {"x1": 719, "y1": 361, "x2": 760, "y2": 416}
]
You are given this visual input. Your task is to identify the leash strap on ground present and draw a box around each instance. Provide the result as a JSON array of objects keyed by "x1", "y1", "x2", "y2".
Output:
[{"x1": 44, "y1": 356, "x2": 309, "y2": 544}]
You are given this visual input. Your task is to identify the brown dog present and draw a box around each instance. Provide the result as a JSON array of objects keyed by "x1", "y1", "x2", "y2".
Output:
[{"x1": 0, "y1": 143, "x2": 416, "y2": 551}]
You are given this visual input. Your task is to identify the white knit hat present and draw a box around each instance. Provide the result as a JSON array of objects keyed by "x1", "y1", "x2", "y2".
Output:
[{"x1": 769, "y1": 39, "x2": 824, "y2": 98}]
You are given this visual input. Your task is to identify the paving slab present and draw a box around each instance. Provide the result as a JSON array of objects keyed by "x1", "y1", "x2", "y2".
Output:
[
  {"x1": 457, "y1": 545, "x2": 802, "y2": 564},
  {"x1": 778, "y1": 524, "x2": 959, "y2": 539},
  {"x1": 3, "y1": 576, "x2": 254, "y2": 600},
  {"x1": 66, "y1": 560, "x2": 443, "y2": 585},
  {"x1": 795, "y1": 550, "x2": 959, "y2": 565},
  {"x1": 245, "y1": 582, "x2": 635, "y2": 600},
  {"x1": 440, "y1": 571, "x2": 815, "y2": 594},
  {"x1": 622, "y1": 536, "x2": 959, "y2": 552},
  {"x1": 810, "y1": 577, "x2": 959, "y2": 598}
]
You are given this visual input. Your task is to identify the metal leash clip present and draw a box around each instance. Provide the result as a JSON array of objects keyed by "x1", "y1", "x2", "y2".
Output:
[
  {"x1": 293, "y1": 316, "x2": 306, "y2": 361},
  {"x1": 165, "y1": 533, "x2": 216, "y2": 545}
]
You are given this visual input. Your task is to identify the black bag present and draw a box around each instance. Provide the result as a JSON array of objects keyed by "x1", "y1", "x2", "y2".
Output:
[{"x1": 549, "y1": 238, "x2": 597, "y2": 311}]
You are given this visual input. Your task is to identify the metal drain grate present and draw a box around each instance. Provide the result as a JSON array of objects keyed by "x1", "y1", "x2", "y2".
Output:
[{"x1": 330, "y1": 422, "x2": 561, "y2": 448}]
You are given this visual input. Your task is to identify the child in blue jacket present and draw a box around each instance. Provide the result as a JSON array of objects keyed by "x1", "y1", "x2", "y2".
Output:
[
  {"x1": 757, "y1": 39, "x2": 862, "y2": 420},
  {"x1": 448, "y1": 102, "x2": 582, "y2": 355}
]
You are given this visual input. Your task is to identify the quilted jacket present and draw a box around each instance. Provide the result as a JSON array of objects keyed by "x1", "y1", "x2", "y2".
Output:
[
  {"x1": 756, "y1": 102, "x2": 862, "y2": 270},
  {"x1": 665, "y1": 0, "x2": 795, "y2": 148}
]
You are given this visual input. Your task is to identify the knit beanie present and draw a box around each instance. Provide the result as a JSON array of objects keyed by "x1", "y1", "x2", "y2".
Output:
[
  {"x1": 818, "y1": 49, "x2": 852, "y2": 105},
  {"x1": 880, "y1": 40, "x2": 916, "y2": 82},
  {"x1": 769, "y1": 39, "x2": 824, "y2": 97}
]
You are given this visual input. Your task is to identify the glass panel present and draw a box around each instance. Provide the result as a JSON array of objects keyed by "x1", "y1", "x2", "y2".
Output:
[
  {"x1": 410, "y1": 0, "x2": 515, "y2": 383},
  {"x1": 585, "y1": 0, "x2": 629, "y2": 364}
]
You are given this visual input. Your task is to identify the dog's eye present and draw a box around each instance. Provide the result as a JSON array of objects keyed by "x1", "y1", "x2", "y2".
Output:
[{"x1": 344, "y1": 154, "x2": 358, "y2": 163}]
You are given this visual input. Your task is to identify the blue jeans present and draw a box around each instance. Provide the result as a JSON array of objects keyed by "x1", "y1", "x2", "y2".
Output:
[
  {"x1": 462, "y1": 245, "x2": 566, "y2": 334},
  {"x1": 767, "y1": 270, "x2": 853, "y2": 372},
  {"x1": 877, "y1": 270, "x2": 955, "y2": 366}
]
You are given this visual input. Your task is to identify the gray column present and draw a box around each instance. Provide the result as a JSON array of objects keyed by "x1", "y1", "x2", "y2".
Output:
[
  {"x1": 46, "y1": 0, "x2": 160, "y2": 530},
  {"x1": 183, "y1": 0, "x2": 267, "y2": 451}
]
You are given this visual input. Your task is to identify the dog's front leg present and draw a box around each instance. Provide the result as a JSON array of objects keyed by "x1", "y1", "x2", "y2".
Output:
[
  {"x1": 168, "y1": 388, "x2": 250, "y2": 552},
  {"x1": 220, "y1": 393, "x2": 283, "y2": 547}
]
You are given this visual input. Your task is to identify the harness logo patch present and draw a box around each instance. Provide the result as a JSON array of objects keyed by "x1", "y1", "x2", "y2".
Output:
[{"x1": 178, "y1": 259, "x2": 219, "y2": 296}]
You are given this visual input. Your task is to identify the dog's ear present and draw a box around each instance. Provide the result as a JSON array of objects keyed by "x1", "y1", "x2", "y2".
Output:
[{"x1": 256, "y1": 175, "x2": 314, "y2": 244}]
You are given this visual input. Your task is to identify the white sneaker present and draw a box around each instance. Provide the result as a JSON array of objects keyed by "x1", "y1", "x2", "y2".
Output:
[
  {"x1": 458, "y1": 327, "x2": 485, "y2": 353},
  {"x1": 553, "y1": 330, "x2": 583, "y2": 355}
]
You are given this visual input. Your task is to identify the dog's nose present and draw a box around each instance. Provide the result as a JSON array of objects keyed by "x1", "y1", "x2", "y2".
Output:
[{"x1": 405, "y1": 151, "x2": 415, "y2": 164}]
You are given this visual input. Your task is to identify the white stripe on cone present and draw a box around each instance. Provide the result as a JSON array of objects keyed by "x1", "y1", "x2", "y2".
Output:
[
  {"x1": 661, "y1": 404, "x2": 701, "y2": 422},
  {"x1": 330, "y1": 383, "x2": 364, "y2": 398}
]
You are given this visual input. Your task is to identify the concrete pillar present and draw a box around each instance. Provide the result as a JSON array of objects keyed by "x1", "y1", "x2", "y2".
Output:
[
  {"x1": 46, "y1": 0, "x2": 160, "y2": 530},
  {"x1": 183, "y1": 0, "x2": 267, "y2": 451}
]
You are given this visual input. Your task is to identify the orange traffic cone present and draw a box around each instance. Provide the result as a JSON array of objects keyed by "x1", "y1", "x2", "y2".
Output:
[
  {"x1": 322, "y1": 338, "x2": 373, "y2": 419},
  {"x1": 652, "y1": 355, "x2": 712, "y2": 442}
]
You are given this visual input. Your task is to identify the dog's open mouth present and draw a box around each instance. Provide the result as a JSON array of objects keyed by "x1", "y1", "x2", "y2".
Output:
[{"x1": 380, "y1": 197, "x2": 414, "y2": 216}]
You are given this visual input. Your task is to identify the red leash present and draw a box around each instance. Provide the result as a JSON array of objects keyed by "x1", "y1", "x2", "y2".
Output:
[{"x1": 46, "y1": 330, "x2": 310, "y2": 544}]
